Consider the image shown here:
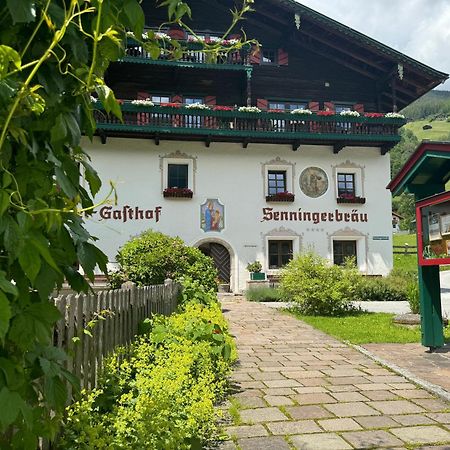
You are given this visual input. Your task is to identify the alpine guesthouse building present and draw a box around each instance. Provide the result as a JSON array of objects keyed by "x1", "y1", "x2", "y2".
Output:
[{"x1": 85, "y1": 0, "x2": 447, "y2": 292}]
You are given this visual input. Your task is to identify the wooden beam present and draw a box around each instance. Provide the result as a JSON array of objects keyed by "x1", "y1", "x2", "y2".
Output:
[
  {"x1": 292, "y1": 141, "x2": 301, "y2": 151},
  {"x1": 154, "y1": 133, "x2": 160, "y2": 145},
  {"x1": 99, "y1": 130, "x2": 107, "y2": 144},
  {"x1": 294, "y1": 37, "x2": 378, "y2": 79},
  {"x1": 242, "y1": 138, "x2": 249, "y2": 149},
  {"x1": 300, "y1": 27, "x2": 387, "y2": 73},
  {"x1": 205, "y1": 135, "x2": 211, "y2": 147},
  {"x1": 333, "y1": 143, "x2": 345, "y2": 154},
  {"x1": 381, "y1": 143, "x2": 395, "y2": 155}
]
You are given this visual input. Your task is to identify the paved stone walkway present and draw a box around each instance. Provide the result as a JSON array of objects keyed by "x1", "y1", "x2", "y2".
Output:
[
  {"x1": 363, "y1": 343, "x2": 450, "y2": 393},
  {"x1": 221, "y1": 298, "x2": 450, "y2": 450}
]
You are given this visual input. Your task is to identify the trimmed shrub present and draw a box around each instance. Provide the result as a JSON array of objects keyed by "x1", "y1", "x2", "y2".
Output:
[
  {"x1": 60, "y1": 281, "x2": 236, "y2": 449},
  {"x1": 355, "y1": 269, "x2": 415, "y2": 302},
  {"x1": 280, "y1": 252, "x2": 361, "y2": 316},
  {"x1": 112, "y1": 230, "x2": 218, "y2": 291},
  {"x1": 355, "y1": 277, "x2": 409, "y2": 302},
  {"x1": 245, "y1": 286, "x2": 282, "y2": 302}
]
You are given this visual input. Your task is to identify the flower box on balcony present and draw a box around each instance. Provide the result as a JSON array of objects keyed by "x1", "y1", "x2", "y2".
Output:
[
  {"x1": 163, "y1": 188, "x2": 193, "y2": 198},
  {"x1": 337, "y1": 196, "x2": 366, "y2": 204},
  {"x1": 266, "y1": 192, "x2": 295, "y2": 202}
]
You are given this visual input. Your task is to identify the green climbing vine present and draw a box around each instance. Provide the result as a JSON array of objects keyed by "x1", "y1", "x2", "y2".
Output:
[{"x1": 0, "y1": 0, "x2": 254, "y2": 446}]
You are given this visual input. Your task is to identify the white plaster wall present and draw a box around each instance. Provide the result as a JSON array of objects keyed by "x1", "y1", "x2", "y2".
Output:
[{"x1": 82, "y1": 137, "x2": 393, "y2": 292}]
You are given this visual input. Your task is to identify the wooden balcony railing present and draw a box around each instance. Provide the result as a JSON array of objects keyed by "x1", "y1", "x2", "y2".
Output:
[
  {"x1": 122, "y1": 40, "x2": 251, "y2": 70},
  {"x1": 94, "y1": 103, "x2": 406, "y2": 147}
]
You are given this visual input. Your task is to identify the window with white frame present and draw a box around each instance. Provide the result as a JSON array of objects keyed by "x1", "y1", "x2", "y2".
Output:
[
  {"x1": 333, "y1": 240, "x2": 357, "y2": 266},
  {"x1": 268, "y1": 240, "x2": 293, "y2": 269},
  {"x1": 334, "y1": 166, "x2": 363, "y2": 199},
  {"x1": 162, "y1": 157, "x2": 194, "y2": 192},
  {"x1": 264, "y1": 163, "x2": 293, "y2": 197}
]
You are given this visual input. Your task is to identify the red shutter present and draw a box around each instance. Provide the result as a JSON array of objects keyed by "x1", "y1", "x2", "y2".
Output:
[
  {"x1": 168, "y1": 28, "x2": 185, "y2": 40},
  {"x1": 354, "y1": 103, "x2": 364, "y2": 113},
  {"x1": 309, "y1": 101, "x2": 320, "y2": 112},
  {"x1": 250, "y1": 46, "x2": 261, "y2": 64},
  {"x1": 137, "y1": 92, "x2": 150, "y2": 125},
  {"x1": 277, "y1": 48, "x2": 289, "y2": 66},
  {"x1": 205, "y1": 96, "x2": 217, "y2": 106},
  {"x1": 324, "y1": 102, "x2": 335, "y2": 112},
  {"x1": 257, "y1": 99, "x2": 268, "y2": 110},
  {"x1": 171, "y1": 95, "x2": 182, "y2": 104}
]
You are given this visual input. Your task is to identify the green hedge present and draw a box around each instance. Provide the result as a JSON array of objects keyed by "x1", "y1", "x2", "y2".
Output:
[
  {"x1": 60, "y1": 284, "x2": 235, "y2": 449},
  {"x1": 110, "y1": 230, "x2": 218, "y2": 291}
]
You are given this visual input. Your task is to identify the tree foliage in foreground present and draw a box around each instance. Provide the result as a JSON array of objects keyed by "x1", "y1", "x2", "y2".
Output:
[
  {"x1": 0, "y1": 0, "x2": 254, "y2": 445},
  {"x1": 0, "y1": 0, "x2": 144, "y2": 445}
]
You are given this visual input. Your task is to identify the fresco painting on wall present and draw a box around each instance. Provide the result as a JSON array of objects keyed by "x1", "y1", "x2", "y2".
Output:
[{"x1": 201, "y1": 199, "x2": 225, "y2": 232}]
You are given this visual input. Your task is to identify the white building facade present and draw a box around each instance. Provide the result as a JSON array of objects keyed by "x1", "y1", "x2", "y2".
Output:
[
  {"x1": 85, "y1": 138, "x2": 393, "y2": 292},
  {"x1": 85, "y1": 0, "x2": 447, "y2": 292}
]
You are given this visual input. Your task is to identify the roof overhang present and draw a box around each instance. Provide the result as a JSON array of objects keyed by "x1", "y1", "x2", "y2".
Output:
[
  {"x1": 387, "y1": 141, "x2": 450, "y2": 196},
  {"x1": 251, "y1": 0, "x2": 448, "y2": 110}
]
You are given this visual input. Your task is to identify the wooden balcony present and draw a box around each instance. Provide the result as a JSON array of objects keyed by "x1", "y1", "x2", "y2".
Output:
[
  {"x1": 94, "y1": 103, "x2": 406, "y2": 152},
  {"x1": 121, "y1": 39, "x2": 252, "y2": 72}
]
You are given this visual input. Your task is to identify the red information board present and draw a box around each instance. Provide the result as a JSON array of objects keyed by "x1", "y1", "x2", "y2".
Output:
[{"x1": 416, "y1": 191, "x2": 450, "y2": 266}]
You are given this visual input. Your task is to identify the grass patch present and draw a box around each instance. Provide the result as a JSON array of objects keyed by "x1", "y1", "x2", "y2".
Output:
[
  {"x1": 404, "y1": 119, "x2": 450, "y2": 141},
  {"x1": 289, "y1": 310, "x2": 450, "y2": 344},
  {"x1": 392, "y1": 233, "x2": 450, "y2": 272},
  {"x1": 228, "y1": 398, "x2": 243, "y2": 425}
]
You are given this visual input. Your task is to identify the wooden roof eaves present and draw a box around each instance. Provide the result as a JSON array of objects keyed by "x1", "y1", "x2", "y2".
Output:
[
  {"x1": 387, "y1": 141, "x2": 450, "y2": 195},
  {"x1": 271, "y1": 0, "x2": 448, "y2": 82}
]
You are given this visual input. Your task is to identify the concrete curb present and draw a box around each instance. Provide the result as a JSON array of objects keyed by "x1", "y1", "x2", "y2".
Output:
[{"x1": 350, "y1": 343, "x2": 450, "y2": 403}]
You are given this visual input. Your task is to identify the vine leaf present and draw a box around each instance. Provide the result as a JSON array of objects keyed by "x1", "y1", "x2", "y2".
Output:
[
  {"x1": 6, "y1": 0, "x2": 36, "y2": 24},
  {"x1": 0, "y1": 292, "x2": 12, "y2": 342},
  {"x1": 0, "y1": 387, "x2": 22, "y2": 430},
  {"x1": 18, "y1": 249, "x2": 41, "y2": 283}
]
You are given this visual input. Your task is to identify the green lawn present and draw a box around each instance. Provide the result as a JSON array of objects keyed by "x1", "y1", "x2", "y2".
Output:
[
  {"x1": 392, "y1": 233, "x2": 418, "y2": 273},
  {"x1": 290, "y1": 311, "x2": 450, "y2": 344},
  {"x1": 404, "y1": 120, "x2": 450, "y2": 141}
]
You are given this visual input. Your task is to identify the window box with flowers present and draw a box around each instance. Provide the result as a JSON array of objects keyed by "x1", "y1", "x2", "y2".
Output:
[
  {"x1": 163, "y1": 187, "x2": 193, "y2": 198},
  {"x1": 266, "y1": 192, "x2": 295, "y2": 202},
  {"x1": 337, "y1": 194, "x2": 366, "y2": 204}
]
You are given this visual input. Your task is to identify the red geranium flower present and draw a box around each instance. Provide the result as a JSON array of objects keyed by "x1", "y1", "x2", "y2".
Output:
[{"x1": 317, "y1": 110, "x2": 334, "y2": 116}]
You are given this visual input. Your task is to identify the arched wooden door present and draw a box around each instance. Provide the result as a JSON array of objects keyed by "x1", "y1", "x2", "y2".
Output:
[{"x1": 199, "y1": 242, "x2": 231, "y2": 283}]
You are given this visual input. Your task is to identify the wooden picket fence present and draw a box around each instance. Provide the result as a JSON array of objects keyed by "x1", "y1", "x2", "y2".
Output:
[{"x1": 52, "y1": 279, "x2": 180, "y2": 393}]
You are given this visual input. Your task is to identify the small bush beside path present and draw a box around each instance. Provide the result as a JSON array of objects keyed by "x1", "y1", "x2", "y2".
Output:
[{"x1": 60, "y1": 279, "x2": 236, "y2": 449}]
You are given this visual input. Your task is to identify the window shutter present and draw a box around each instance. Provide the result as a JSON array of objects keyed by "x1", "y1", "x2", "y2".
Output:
[
  {"x1": 277, "y1": 48, "x2": 289, "y2": 66},
  {"x1": 168, "y1": 28, "x2": 185, "y2": 40},
  {"x1": 137, "y1": 92, "x2": 150, "y2": 125},
  {"x1": 308, "y1": 101, "x2": 320, "y2": 112},
  {"x1": 324, "y1": 102, "x2": 335, "y2": 112},
  {"x1": 257, "y1": 99, "x2": 268, "y2": 110},
  {"x1": 171, "y1": 95, "x2": 182, "y2": 104},
  {"x1": 250, "y1": 46, "x2": 261, "y2": 64},
  {"x1": 354, "y1": 103, "x2": 364, "y2": 113},
  {"x1": 205, "y1": 96, "x2": 217, "y2": 106}
]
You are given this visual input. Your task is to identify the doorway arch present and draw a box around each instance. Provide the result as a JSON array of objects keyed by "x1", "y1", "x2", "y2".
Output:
[{"x1": 193, "y1": 238, "x2": 236, "y2": 292}]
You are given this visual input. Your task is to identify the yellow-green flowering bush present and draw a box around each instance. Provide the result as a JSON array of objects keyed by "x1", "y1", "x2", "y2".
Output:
[{"x1": 59, "y1": 291, "x2": 236, "y2": 449}]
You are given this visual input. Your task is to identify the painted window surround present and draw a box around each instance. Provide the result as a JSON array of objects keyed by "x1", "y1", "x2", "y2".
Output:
[
  {"x1": 333, "y1": 164, "x2": 364, "y2": 199},
  {"x1": 262, "y1": 157, "x2": 295, "y2": 198},
  {"x1": 264, "y1": 235, "x2": 300, "y2": 274},
  {"x1": 161, "y1": 152, "x2": 196, "y2": 193}
]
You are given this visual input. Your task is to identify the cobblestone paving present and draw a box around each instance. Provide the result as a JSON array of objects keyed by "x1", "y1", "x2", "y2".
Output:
[{"x1": 221, "y1": 298, "x2": 450, "y2": 449}]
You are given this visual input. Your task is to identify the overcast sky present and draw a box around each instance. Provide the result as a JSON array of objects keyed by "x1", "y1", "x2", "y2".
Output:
[{"x1": 298, "y1": 0, "x2": 450, "y2": 90}]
